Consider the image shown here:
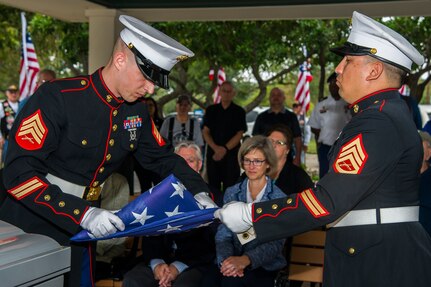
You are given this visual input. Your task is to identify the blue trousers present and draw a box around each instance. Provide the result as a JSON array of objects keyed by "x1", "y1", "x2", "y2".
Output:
[{"x1": 317, "y1": 143, "x2": 332, "y2": 179}]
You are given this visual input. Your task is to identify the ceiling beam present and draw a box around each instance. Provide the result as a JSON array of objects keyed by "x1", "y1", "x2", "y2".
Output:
[
  {"x1": 122, "y1": 1, "x2": 431, "y2": 22},
  {"x1": 0, "y1": 0, "x2": 430, "y2": 23}
]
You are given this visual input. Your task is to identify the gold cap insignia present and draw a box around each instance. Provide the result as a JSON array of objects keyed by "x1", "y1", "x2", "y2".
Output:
[
  {"x1": 128, "y1": 43, "x2": 134, "y2": 49},
  {"x1": 176, "y1": 55, "x2": 189, "y2": 61},
  {"x1": 370, "y1": 48, "x2": 377, "y2": 54}
]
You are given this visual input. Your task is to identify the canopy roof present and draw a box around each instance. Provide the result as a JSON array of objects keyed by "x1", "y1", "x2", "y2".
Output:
[{"x1": 0, "y1": 0, "x2": 430, "y2": 23}]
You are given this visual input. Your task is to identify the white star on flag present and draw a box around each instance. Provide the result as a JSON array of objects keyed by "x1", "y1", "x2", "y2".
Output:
[
  {"x1": 71, "y1": 174, "x2": 218, "y2": 242},
  {"x1": 165, "y1": 205, "x2": 184, "y2": 217},
  {"x1": 130, "y1": 207, "x2": 154, "y2": 225},
  {"x1": 158, "y1": 224, "x2": 183, "y2": 233},
  {"x1": 171, "y1": 181, "x2": 186, "y2": 198}
]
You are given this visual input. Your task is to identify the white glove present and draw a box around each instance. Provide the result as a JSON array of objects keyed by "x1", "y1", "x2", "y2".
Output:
[
  {"x1": 194, "y1": 192, "x2": 218, "y2": 208},
  {"x1": 214, "y1": 201, "x2": 253, "y2": 233},
  {"x1": 80, "y1": 207, "x2": 125, "y2": 238}
]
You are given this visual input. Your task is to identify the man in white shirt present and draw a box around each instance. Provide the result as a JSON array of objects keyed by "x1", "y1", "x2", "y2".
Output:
[
  {"x1": 308, "y1": 72, "x2": 351, "y2": 178},
  {"x1": 0, "y1": 84, "x2": 20, "y2": 161}
]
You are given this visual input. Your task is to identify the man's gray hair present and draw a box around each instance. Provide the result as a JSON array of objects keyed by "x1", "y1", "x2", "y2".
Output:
[{"x1": 174, "y1": 141, "x2": 203, "y2": 161}]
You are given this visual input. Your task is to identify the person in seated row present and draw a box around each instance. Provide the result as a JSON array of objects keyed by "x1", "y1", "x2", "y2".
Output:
[
  {"x1": 122, "y1": 141, "x2": 218, "y2": 287},
  {"x1": 174, "y1": 141, "x2": 223, "y2": 207},
  {"x1": 267, "y1": 123, "x2": 314, "y2": 195},
  {"x1": 200, "y1": 135, "x2": 286, "y2": 287}
]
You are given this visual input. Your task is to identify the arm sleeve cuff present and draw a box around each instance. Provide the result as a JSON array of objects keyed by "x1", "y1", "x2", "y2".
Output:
[
  {"x1": 150, "y1": 259, "x2": 166, "y2": 272},
  {"x1": 171, "y1": 261, "x2": 188, "y2": 274}
]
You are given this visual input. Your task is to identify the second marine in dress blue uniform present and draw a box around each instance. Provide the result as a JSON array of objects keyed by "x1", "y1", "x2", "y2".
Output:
[
  {"x1": 252, "y1": 89, "x2": 431, "y2": 286},
  {"x1": 215, "y1": 11, "x2": 431, "y2": 287}
]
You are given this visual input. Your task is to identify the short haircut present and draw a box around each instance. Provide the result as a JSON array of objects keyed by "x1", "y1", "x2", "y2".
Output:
[
  {"x1": 383, "y1": 61, "x2": 407, "y2": 86},
  {"x1": 366, "y1": 56, "x2": 407, "y2": 87},
  {"x1": 39, "y1": 69, "x2": 56, "y2": 79},
  {"x1": 221, "y1": 80, "x2": 235, "y2": 88},
  {"x1": 270, "y1": 87, "x2": 285, "y2": 97},
  {"x1": 174, "y1": 141, "x2": 202, "y2": 161},
  {"x1": 265, "y1": 123, "x2": 293, "y2": 147},
  {"x1": 238, "y1": 135, "x2": 278, "y2": 178}
]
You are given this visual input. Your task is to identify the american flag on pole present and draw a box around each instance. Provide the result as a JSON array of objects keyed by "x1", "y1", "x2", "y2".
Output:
[
  {"x1": 209, "y1": 67, "x2": 226, "y2": 104},
  {"x1": 294, "y1": 49, "x2": 313, "y2": 112},
  {"x1": 72, "y1": 174, "x2": 217, "y2": 242},
  {"x1": 19, "y1": 12, "x2": 40, "y2": 102}
]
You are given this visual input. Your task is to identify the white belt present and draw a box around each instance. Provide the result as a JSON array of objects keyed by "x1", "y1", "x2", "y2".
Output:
[
  {"x1": 327, "y1": 206, "x2": 419, "y2": 228},
  {"x1": 46, "y1": 173, "x2": 104, "y2": 201}
]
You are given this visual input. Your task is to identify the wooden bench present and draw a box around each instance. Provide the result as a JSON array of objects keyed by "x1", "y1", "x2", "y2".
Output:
[{"x1": 287, "y1": 230, "x2": 326, "y2": 284}]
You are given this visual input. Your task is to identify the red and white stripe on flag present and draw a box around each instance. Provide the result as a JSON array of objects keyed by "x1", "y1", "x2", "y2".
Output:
[
  {"x1": 19, "y1": 12, "x2": 40, "y2": 102},
  {"x1": 209, "y1": 67, "x2": 226, "y2": 104},
  {"x1": 294, "y1": 61, "x2": 313, "y2": 112}
]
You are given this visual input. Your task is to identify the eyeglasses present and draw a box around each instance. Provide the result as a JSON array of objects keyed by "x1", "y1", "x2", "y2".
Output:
[
  {"x1": 242, "y1": 159, "x2": 266, "y2": 166},
  {"x1": 270, "y1": 139, "x2": 287, "y2": 146}
]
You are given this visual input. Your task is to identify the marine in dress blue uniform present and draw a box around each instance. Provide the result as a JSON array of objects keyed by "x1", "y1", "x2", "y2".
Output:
[
  {"x1": 216, "y1": 11, "x2": 431, "y2": 287},
  {"x1": 0, "y1": 15, "x2": 215, "y2": 287}
]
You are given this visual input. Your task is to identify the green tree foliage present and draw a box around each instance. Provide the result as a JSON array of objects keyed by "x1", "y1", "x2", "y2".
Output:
[
  {"x1": 30, "y1": 15, "x2": 89, "y2": 76},
  {"x1": 0, "y1": 5, "x2": 88, "y2": 92},
  {"x1": 0, "y1": 4, "x2": 429, "y2": 110},
  {"x1": 154, "y1": 20, "x2": 350, "y2": 113},
  {"x1": 384, "y1": 17, "x2": 431, "y2": 103},
  {"x1": 0, "y1": 6, "x2": 21, "y2": 89}
]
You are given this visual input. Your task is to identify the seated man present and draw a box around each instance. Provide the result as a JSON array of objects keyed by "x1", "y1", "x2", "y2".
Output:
[
  {"x1": 174, "y1": 141, "x2": 222, "y2": 207},
  {"x1": 122, "y1": 141, "x2": 218, "y2": 287}
]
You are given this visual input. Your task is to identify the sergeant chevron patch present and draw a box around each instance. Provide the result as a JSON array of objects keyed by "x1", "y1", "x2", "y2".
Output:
[
  {"x1": 333, "y1": 134, "x2": 368, "y2": 174},
  {"x1": 16, "y1": 109, "x2": 48, "y2": 150},
  {"x1": 151, "y1": 118, "x2": 165, "y2": 146}
]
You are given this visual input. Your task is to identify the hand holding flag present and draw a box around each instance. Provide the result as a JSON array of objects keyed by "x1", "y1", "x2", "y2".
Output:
[{"x1": 72, "y1": 174, "x2": 218, "y2": 241}]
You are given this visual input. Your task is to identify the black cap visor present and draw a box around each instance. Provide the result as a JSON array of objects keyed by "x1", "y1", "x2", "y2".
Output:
[
  {"x1": 331, "y1": 42, "x2": 410, "y2": 72},
  {"x1": 128, "y1": 45, "x2": 170, "y2": 90},
  {"x1": 330, "y1": 42, "x2": 374, "y2": 57}
]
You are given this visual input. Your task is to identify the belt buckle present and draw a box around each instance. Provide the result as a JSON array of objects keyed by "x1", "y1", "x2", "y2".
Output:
[{"x1": 85, "y1": 186, "x2": 102, "y2": 201}]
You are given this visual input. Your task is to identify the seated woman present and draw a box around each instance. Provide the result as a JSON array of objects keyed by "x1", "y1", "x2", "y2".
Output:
[
  {"x1": 201, "y1": 135, "x2": 286, "y2": 287},
  {"x1": 267, "y1": 123, "x2": 314, "y2": 195}
]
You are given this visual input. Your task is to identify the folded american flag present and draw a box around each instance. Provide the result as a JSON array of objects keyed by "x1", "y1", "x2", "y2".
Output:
[{"x1": 71, "y1": 174, "x2": 218, "y2": 242}]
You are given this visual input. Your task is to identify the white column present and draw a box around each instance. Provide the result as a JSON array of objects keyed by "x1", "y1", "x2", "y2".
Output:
[{"x1": 85, "y1": 9, "x2": 122, "y2": 73}]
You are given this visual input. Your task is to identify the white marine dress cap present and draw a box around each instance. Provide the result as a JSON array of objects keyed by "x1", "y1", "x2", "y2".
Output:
[
  {"x1": 330, "y1": 11, "x2": 424, "y2": 72},
  {"x1": 119, "y1": 15, "x2": 194, "y2": 89}
]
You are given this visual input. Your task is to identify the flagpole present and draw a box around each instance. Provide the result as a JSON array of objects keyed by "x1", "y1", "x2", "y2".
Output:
[{"x1": 21, "y1": 12, "x2": 29, "y2": 86}]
